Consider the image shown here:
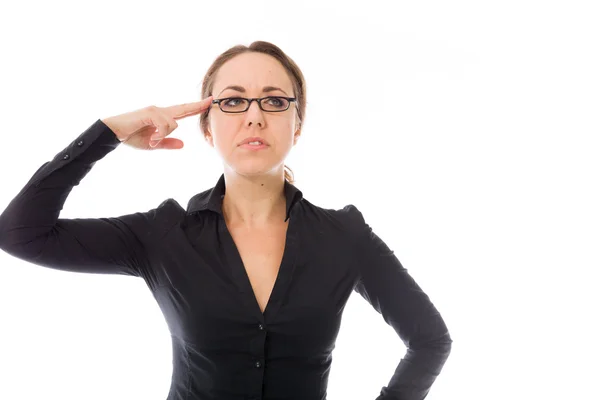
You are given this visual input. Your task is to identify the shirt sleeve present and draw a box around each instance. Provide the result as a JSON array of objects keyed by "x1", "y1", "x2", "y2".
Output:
[
  {"x1": 0, "y1": 119, "x2": 152, "y2": 278},
  {"x1": 346, "y1": 205, "x2": 453, "y2": 400}
]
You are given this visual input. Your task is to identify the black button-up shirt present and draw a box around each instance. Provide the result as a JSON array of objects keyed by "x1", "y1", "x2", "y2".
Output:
[{"x1": 0, "y1": 120, "x2": 452, "y2": 400}]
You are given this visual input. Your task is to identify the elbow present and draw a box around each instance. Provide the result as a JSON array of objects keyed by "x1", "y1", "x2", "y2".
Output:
[
  {"x1": 412, "y1": 310, "x2": 453, "y2": 355},
  {"x1": 427, "y1": 330, "x2": 453, "y2": 352},
  {"x1": 439, "y1": 331, "x2": 453, "y2": 357},
  {"x1": 410, "y1": 328, "x2": 453, "y2": 358}
]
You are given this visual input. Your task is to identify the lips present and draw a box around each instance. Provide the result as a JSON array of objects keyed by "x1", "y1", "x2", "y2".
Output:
[{"x1": 239, "y1": 137, "x2": 269, "y2": 146}]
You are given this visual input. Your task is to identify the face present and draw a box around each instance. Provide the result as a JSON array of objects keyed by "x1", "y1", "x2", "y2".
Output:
[{"x1": 205, "y1": 52, "x2": 301, "y2": 178}]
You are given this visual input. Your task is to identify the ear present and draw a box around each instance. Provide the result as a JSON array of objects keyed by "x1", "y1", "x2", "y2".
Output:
[
  {"x1": 293, "y1": 122, "x2": 301, "y2": 145},
  {"x1": 204, "y1": 130, "x2": 214, "y2": 147},
  {"x1": 202, "y1": 113, "x2": 214, "y2": 147}
]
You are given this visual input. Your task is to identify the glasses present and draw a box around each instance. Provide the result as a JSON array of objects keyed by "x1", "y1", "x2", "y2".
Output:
[{"x1": 211, "y1": 96, "x2": 297, "y2": 113}]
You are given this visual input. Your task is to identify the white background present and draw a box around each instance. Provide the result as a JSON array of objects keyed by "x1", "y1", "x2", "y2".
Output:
[{"x1": 0, "y1": 1, "x2": 599, "y2": 399}]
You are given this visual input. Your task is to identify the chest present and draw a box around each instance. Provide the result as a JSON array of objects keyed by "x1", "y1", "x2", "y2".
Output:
[{"x1": 227, "y1": 223, "x2": 288, "y2": 313}]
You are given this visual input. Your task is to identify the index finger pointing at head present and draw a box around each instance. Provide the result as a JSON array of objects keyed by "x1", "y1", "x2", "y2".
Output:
[{"x1": 164, "y1": 96, "x2": 214, "y2": 120}]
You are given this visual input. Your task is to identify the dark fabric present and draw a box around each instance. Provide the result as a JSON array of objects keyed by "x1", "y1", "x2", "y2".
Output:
[{"x1": 0, "y1": 119, "x2": 452, "y2": 400}]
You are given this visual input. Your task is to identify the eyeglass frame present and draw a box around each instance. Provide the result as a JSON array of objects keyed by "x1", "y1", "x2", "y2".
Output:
[{"x1": 210, "y1": 96, "x2": 298, "y2": 113}]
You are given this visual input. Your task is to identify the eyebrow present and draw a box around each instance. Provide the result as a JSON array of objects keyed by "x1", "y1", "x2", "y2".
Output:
[{"x1": 218, "y1": 85, "x2": 289, "y2": 97}]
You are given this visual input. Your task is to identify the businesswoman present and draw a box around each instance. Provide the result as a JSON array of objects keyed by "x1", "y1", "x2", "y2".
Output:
[{"x1": 0, "y1": 41, "x2": 452, "y2": 400}]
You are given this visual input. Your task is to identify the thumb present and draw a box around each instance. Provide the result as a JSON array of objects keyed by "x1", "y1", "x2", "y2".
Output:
[{"x1": 153, "y1": 137, "x2": 184, "y2": 150}]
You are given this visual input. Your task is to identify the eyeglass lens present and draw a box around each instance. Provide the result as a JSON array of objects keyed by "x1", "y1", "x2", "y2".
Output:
[{"x1": 219, "y1": 97, "x2": 290, "y2": 112}]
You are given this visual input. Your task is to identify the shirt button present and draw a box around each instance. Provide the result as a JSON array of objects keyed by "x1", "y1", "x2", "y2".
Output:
[
  {"x1": 76, "y1": 140, "x2": 84, "y2": 146},
  {"x1": 63, "y1": 154, "x2": 70, "y2": 160},
  {"x1": 255, "y1": 361, "x2": 262, "y2": 368}
]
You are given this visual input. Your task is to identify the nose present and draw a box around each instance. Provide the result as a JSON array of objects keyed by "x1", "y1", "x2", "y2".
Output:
[{"x1": 245, "y1": 99, "x2": 264, "y2": 127}]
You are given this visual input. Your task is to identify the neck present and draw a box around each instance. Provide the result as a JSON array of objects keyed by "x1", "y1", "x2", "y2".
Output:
[{"x1": 221, "y1": 169, "x2": 287, "y2": 228}]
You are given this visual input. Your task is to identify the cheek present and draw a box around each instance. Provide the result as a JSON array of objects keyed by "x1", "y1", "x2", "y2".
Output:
[
  {"x1": 274, "y1": 116, "x2": 296, "y2": 133},
  {"x1": 210, "y1": 117, "x2": 237, "y2": 143},
  {"x1": 210, "y1": 114, "x2": 229, "y2": 133}
]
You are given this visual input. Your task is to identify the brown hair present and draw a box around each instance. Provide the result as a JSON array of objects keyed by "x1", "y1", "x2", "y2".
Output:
[{"x1": 199, "y1": 41, "x2": 306, "y2": 185}]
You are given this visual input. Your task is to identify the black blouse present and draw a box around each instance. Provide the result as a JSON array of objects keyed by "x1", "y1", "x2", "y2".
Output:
[{"x1": 0, "y1": 119, "x2": 452, "y2": 400}]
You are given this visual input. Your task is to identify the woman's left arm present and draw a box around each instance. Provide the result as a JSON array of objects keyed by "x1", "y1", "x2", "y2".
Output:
[{"x1": 348, "y1": 205, "x2": 453, "y2": 400}]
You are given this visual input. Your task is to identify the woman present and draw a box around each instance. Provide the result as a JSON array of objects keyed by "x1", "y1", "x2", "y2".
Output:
[{"x1": 0, "y1": 41, "x2": 452, "y2": 400}]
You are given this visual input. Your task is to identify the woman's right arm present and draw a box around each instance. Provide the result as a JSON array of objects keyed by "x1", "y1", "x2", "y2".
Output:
[{"x1": 0, "y1": 98, "x2": 213, "y2": 277}]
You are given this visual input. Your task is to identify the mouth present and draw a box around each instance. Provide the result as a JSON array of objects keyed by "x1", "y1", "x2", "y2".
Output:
[
  {"x1": 239, "y1": 136, "x2": 269, "y2": 146},
  {"x1": 239, "y1": 142, "x2": 269, "y2": 150}
]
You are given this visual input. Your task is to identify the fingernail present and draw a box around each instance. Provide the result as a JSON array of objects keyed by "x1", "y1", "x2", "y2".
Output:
[
  {"x1": 150, "y1": 134, "x2": 161, "y2": 141},
  {"x1": 149, "y1": 139, "x2": 160, "y2": 147}
]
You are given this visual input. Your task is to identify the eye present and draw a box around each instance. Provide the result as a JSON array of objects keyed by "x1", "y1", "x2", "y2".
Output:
[
  {"x1": 223, "y1": 97, "x2": 244, "y2": 107},
  {"x1": 265, "y1": 97, "x2": 284, "y2": 107}
]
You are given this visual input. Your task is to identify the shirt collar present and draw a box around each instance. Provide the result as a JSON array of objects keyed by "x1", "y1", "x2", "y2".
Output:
[{"x1": 186, "y1": 173, "x2": 304, "y2": 222}]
